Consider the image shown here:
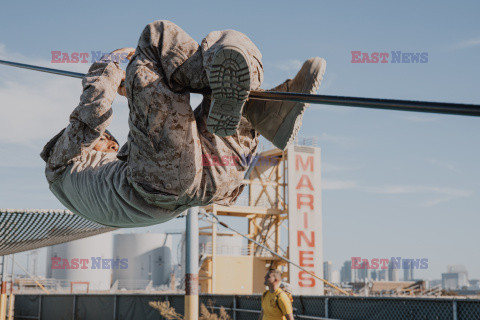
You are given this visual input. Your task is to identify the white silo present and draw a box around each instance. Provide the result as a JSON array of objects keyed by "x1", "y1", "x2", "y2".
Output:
[
  {"x1": 112, "y1": 233, "x2": 173, "y2": 290},
  {"x1": 46, "y1": 232, "x2": 114, "y2": 291}
]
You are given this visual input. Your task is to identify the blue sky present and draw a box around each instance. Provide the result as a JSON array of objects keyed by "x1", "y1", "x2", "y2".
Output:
[{"x1": 0, "y1": 0, "x2": 479, "y2": 281}]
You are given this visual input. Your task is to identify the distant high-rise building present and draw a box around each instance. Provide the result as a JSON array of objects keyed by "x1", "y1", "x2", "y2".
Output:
[
  {"x1": 442, "y1": 265, "x2": 469, "y2": 290},
  {"x1": 355, "y1": 261, "x2": 368, "y2": 282},
  {"x1": 404, "y1": 268, "x2": 414, "y2": 281},
  {"x1": 323, "y1": 261, "x2": 333, "y2": 282},
  {"x1": 442, "y1": 273, "x2": 468, "y2": 290},
  {"x1": 403, "y1": 261, "x2": 414, "y2": 281},
  {"x1": 370, "y1": 269, "x2": 378, "y2": 281},
  {"x1": 388, "y1": 259, "x2": 400, "y2": 282},
  {"x1": 378, "y1": 269, "x2": 387, "y2": 281},
  {"x1": 340, "y1": 260, "x2": 352, "y2": 283},
  {"x1": 331, "y1": 270, "x2": 340, "y2": 284},
  {"x1": 469, "y1": 280, "x2": 480, "y2": 290}
]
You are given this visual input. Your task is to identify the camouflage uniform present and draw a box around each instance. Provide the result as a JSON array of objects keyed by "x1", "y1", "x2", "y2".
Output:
[{"x1": 41, "y1": 20, "x2": 263, "y2": 228}]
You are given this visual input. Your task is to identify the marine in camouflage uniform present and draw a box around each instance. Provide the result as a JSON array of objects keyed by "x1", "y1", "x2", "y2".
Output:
[{"x1": 41, "y1": 20, "x2": 326, "y2": 228}]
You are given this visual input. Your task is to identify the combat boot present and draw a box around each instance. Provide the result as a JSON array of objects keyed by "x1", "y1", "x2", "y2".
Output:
[
  {"x1": 206, "y1": 46, "x2": 251, "y2": 137},
  {"x1": 243, "y1": 57, "x2": 326, "y2": 150}
]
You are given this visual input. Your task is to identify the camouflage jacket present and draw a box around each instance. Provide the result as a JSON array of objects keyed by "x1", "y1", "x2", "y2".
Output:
[{"x1": 40, "y1": 61, "x2": 181, "y2": 227}]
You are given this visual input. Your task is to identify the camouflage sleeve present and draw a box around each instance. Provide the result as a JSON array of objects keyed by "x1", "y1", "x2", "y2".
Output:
[{"x1": 43, "y1": 60, "x2": 124, "y2": 183}]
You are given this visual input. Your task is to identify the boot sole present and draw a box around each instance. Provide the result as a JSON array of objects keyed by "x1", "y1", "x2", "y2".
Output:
[
  {"x1": 272, "y1": 58, "x2": 327, "y2": 150},
  {"x1": 207, "y1": 46, "x2": 251, "y2": 137}
]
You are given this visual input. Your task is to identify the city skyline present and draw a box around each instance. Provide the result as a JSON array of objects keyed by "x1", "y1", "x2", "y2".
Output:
[{"x1": 332, "y1": 258, "x2": 478, "y2": 289}]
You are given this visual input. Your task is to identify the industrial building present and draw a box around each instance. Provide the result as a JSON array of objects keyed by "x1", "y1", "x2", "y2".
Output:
[{"x1": 45, "y1": 232, "x2": 174, "y2": 292}]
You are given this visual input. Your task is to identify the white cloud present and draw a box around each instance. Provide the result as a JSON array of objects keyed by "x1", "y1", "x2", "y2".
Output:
[
  {"x1": 323, "y1": 179, "x2": 358, "y2": 190},
  {"x1": 422, "y1": 196, "x2": 463, "y2": 207},
  {"x1": 314, "y1": 71, "x2": 337, "y2": 93},
  {"x1": 0, "y1": 143, "x2": 44, "y2": 168},
  {"x1": 0, "y1": 75, "x2": 80, "y2": 144},
  {"x1": 0, "y1": 44, "x2": 217, "y2": 170},
  {"x1": 371, "y1": 184, "x2": 472, "y2": 207},
  {"x1": 0, "y1": 44, "x2": 100, "y2": 74},
  {"x1": 451, "y1": 37, "x2": 480, "y2": 50},
  {"x1": 322, "y1": 162, "x2": 362, "y2": 174},
  {"x1": 271, "y1": 59, "x2": 303, "y2": 72},
  {"x1": 362, "y1": 184, "x2": 472, "y2": 206},
  {"x1": 317, "y1": 132, "x2": 351, "y2": 144},
  {"x1": 322, "y1": 179, "x2": 472, "y2": 207},
  {"x1": 0, "y1": 44, "x2": 133, "y2": 146},
  {"x1": 367, "y1": 185, "x2": 470, "y2": 196},
  {"x1": 426, "y1": 158, "x2": 458, "y2": 172}
]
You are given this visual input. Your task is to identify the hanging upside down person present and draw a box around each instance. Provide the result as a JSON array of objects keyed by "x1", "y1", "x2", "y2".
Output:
[{"x1": 40, "y1": 20, "x2": 326, "y2": 227}]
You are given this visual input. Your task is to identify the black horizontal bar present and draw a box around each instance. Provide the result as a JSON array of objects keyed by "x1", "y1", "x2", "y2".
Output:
[
  {"x1": 249, "y1": 91, "x2": 480, "y2": 117},
  {"x1": 1, "y1": 59, "x2": 479, "y2": 117},
  {"x1": 0, "y1": 59, "x2": 85, "y2": 79}
]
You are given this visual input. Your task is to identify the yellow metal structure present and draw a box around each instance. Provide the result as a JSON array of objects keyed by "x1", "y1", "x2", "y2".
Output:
[{"x1": 200, "y1": 148, "x2": 290, "y2": 294}]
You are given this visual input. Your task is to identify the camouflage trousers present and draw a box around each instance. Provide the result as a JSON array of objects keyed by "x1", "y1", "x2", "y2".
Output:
[{"x1": 123, "y1": 20, "x2": 264, "y2": 208}]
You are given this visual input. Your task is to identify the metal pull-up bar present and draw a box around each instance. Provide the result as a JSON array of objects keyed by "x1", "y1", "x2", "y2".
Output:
[
  {"x1": 1, "y1": 59, "x2": 479, "y2": 117},
  {"x1": 249, "y1": 91, "x2": 480, "y2": 117}
]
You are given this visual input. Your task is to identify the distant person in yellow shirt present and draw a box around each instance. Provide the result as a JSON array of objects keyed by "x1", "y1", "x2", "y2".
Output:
[{"x1": 259, "y1": 269, "x2": 294, "y2": 320}]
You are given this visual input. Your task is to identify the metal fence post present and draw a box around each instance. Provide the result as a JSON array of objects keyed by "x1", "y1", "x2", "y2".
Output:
[
  {"x1": 37, "y1": 295, "x2": 42, "y2": 320},
  {"x1": 112, "y1": 295, "x2": 117, "y2": 320},
  {"x1": 72, "y1": 295, "x2": 76, "y2": 319},
  {"x1": 452, "y1": 300, "x2": 457, "y2": 320},
  {"x1": 233, "y1": 295, "x2": 236, "y2": 320},
  {"x1": 324, "y1": 298, "x2": 329, "y2": 319}
]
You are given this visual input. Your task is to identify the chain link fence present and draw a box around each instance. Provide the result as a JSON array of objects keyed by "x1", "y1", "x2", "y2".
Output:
[
  {"x1": 13, "y1": 293, "x2": 480, "y2": 319},
  {"x1": 0, "y1": 209, "x2": 115, "y2": 255}
]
